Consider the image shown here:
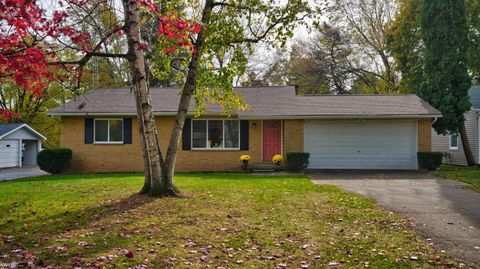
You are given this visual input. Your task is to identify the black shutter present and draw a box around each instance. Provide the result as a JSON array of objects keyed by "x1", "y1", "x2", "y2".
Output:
[
  {"x1": 123, "y1": 118, "x2": 132, "y2": 144},
  {"x1": 84, "y1": 118, "x2": 94, "y2": 144},
  {"x1": 182, "y1": 118, "x2": 191, "y2": 150},
  {"x1": 240, "y1": 120, "x2": 249, "y2": 150}
]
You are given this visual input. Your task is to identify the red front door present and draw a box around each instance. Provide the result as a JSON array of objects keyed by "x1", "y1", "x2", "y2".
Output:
[{"x1": 263, "y1": 120, "x2": 281, "y2": 161}]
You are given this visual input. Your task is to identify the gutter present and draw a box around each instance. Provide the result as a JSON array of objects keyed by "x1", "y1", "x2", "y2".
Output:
[{"x1": 48, "y1": 111, "x2": 442, "y2": 119}]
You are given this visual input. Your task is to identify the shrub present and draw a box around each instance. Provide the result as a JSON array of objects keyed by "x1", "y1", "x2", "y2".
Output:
[
  {"x1": 417, "y1": 152, "x2": 443, "y2": 170},
  {"x1": 286, "y1": 152, "x2": 310, "y2": 172},
  {"x1": 37, "y1": 148, "x2": 72, "y2": 174}
]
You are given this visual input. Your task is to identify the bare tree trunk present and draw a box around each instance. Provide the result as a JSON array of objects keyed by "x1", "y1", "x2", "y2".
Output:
[
  {"x1": 459, "y1": 122, "x2": 476, "y2": 166},
  {"x1": 123, "y1": 0, "x2": 167, "y2": 196},
  {"x1": 135, "y1": 97, "x2": 152, "y2": 194},
  {"x1": 161, "y1": 1, "x2": 214, "y2": 189}
]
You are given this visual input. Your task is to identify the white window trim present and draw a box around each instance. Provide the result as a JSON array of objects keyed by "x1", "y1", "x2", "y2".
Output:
[
  {"x1": 449, "y1": 134, "x2": 459, "y2": 150},
  {"x1": 191, "y1": 119, "x2": 240, "y2": 150},
  {"x1": 94, "y1": 118, "x2": 124, "y2": 144}
]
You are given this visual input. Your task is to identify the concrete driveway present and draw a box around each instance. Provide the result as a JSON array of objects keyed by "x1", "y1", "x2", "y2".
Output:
[
  {"x1": 0, "y1": 165, "x2": 49, "y2": 181},
  {"x1": 310, "y1": 171, "x2": 480, "y2": 268}
]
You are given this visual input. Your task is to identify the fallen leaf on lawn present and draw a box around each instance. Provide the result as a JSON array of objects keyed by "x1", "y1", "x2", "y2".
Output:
[
  {"x1": 328, "y1": 261, "x2": 340, "y2": 266},
  {"x1": 184, "y1": 241, "x2": 196, "y2": 247},
  {"x1": 123, "y1": 250, "x2": 134, "y2": 259},
  {"x1": 300, "y1": 261, "x2": 310, "y2": 268}
]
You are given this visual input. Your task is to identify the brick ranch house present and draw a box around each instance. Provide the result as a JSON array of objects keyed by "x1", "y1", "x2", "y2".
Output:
[{"x1": 49, "y1": 86, "x2": 441, "y2": 172}]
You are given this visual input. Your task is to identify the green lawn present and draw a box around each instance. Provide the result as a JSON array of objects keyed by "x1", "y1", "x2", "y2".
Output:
[
  {"x1": 0, "y1": 174, "x2": 455, "y2": 268},
  {"x1": 437, "y1": 164, "x2": 480, "y2": 192}
]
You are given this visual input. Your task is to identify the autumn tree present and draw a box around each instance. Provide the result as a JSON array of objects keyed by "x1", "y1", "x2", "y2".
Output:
[
  {"x1": 386, "y1": 0, "x2": 423, "y2": 94},
  {"x1": 327, "y1": 0, "x2": 399, "y2": 93},
  {"x1": 1, "y1": 0, "x2": 311, "y2": 196}
]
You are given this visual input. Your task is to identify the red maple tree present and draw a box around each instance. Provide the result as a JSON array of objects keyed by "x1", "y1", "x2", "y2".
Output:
[{"x1": 0, "y1": 0, "x2": 199, "y2": 121}]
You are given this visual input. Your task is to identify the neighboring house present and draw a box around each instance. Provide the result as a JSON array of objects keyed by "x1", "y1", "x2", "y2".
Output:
[
  {"x1": 432, "y1": 86, "x2": 480, "y2": 166},
  {"x1": 0, "y1": 123, "x2": 46, "y2": 168},
  {"x1": 49, "y1": 86, "x2": 441, "y2": 172}
]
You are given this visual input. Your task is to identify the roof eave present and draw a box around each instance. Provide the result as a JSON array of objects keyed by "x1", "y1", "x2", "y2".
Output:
[
  {"x1": 239, "y1": 114, "x2": 442, "y2": 120},
  {"x1": 47, "y1": 112, "x2": 235, "y2": 116},
  {"x1": 48, "y1": 112, "x2": 441, "y2": 119}
]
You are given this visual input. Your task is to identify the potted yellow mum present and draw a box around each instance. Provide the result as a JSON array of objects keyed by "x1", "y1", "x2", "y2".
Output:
[
  {"x1": 239, "y1": 155, "x2": 251, "y2": 170},
  {"x1": 272, "y1": 154, "x2": 283, "y2": 166}
]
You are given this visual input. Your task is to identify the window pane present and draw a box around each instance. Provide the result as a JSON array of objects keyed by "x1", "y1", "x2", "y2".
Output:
[
  {"x1": 208, "y1": 120, "x2": 223, "y2": 148},
  {"x1": 224, "y1": 120, "x2": 239, "y2": 148},
  {"x1": 95, "y1": 120, "x2": 108, "y2": 142},
  {"x1": 192, "y1": 120, "x2": 207, "y2": 148},
  {"x1": 109, "y1": 120, "x2": 123, "y2": 142},
  {"x1": 451, "y1": 134, "x2": 458, "y2": 147}
]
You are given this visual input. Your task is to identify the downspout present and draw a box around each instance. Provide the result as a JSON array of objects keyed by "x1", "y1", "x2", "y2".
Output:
[{"x1": 477, "y1": 110, "x2": 480, "y2": 165}]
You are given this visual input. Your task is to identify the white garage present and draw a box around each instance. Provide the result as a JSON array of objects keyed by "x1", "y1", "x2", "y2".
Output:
[
  {"x1": 304, "y1": 120, "x2": 418, "y2": 170},
  {"x1": 0, "y1": 124, "x2": 46, "y2": 169}
]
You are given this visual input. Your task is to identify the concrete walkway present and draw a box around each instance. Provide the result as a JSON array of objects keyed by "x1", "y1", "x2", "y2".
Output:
[
  {"x1": 0, "y1": 165, "x2": 49, "y2": 181},
  {"x1": 310, "y1": 171, "x2": 480, "y2": 268}
]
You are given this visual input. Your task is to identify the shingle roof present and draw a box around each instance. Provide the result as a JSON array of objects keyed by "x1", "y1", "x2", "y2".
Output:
[
  {"x1": 49, "y1": 86, "x2": 441, "y2": 118},
  {"x1": 0, "y1": 123, "x2": 24, "y2": 137},
  {"x1": 468, "y1": 85, "x2": 480, "y2": 109}
]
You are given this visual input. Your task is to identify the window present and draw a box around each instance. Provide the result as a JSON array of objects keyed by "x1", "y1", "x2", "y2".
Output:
[
  {"x1": 94, "y1": 119, "x2": 123, "y2": 143},
  {"x1": 449, "y1": 134, "x2": 459, "y2": 150},
  {"x1": 192, "y1": 120, "x2": 240, "y2": 149}
]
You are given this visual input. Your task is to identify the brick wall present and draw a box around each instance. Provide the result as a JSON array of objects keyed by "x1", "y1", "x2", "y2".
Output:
[
  {"x1": 418, "y1": 119, "x2": 432, "y2": 151},
  {"x1": 283, "y1": 119, "x2": 304, "y2": 154},
  {"x1": 61, "y1": 117, "x2": 265, "y2": 172},
  {"x1": 61, "y1": 117, "x2": 432, "y2": 173}
]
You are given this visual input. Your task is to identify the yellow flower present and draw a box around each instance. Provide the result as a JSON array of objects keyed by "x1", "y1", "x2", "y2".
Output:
[
  {"x1": 272, "y1": 154, "x2": 283, "y2": 165},
  {"x1": 239, "y1": 155, "x2": 251, "y2": 162}
]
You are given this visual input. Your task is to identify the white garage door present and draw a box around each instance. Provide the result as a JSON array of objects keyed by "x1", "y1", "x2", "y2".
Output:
[
  {"x1": 304, "y1": 120, "x2": 417, "y2": 170},
  {"x1": 0, "y1": 140, "x2": 20, "y2": 168}
]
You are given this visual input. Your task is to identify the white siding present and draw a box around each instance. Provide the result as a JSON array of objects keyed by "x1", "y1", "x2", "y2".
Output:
[
  {"x1": 0, "y1": 139, "x2": 19, "y2": 168},
  {"x1": 3, "y1": 128, "x2": 40, "y2": 140},
  {"x1": 432, "y1": 109, "x2": 479, "y2": 165}
]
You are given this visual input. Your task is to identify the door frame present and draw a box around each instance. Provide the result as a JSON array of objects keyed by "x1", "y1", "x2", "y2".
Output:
[{"x1": 261, "y1": 119, "x2": 283, "y2": 162}]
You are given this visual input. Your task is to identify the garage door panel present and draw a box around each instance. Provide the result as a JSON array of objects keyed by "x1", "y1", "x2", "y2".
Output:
[
  {"x1": 0, "y1": 140, "x2": 19, "y2": 168},
  {"x1": 305, "y1": 120, "x2": 417, "y2": 170}
]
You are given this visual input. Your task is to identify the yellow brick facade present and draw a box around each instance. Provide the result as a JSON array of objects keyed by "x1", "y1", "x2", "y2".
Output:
[
  {"x1": 61, "y1": 117, "x2": 432, "y2": 172},
  {"x1": 62, "y1": 117, "x2": 274, "y2": 173},
  {"x1": 283, "y1": 119, "x2": 304, "y2": 154},
  {"x1": 418, "y1": 119, "x2": 432, "y2": 152}
]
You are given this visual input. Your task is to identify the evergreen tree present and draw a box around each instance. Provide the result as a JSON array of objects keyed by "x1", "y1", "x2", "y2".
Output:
[{"x1": 420, "y1": 0, "x2": 475, "y2": 165}]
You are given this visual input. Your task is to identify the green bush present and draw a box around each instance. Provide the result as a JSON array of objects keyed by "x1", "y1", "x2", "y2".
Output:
[
  {"x1": 37, "y1": 148, "x2": 72, "y2": 174},
  {"x1": 417, "y1": 152, "x2": 443, "y2": 170},
  {"x1": 286, "y1": 152, "x2": 310, "y2": 172}
]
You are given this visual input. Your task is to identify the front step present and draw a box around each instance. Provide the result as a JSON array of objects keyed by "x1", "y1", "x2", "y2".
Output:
[
  {"x1": 249, "y1": 163, "x2": 283, "y2": 172},
  {"x1": 251, "y1": 169, "x2": 276, "y2": 173}
]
